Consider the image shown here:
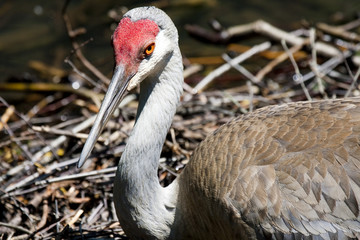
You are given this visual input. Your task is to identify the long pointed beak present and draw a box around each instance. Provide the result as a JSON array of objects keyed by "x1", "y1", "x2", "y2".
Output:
[{"x1": 77, "y1": 65, "x2": 131, "y2": 168}]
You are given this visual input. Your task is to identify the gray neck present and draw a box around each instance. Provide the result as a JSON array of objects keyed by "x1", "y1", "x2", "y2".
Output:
[{"x1": 113, "y1": 47, "x2": 183, "y2": 239}]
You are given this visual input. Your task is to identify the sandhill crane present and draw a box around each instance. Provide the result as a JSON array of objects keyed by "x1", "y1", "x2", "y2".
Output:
[{"x1": 78, "y1": 6, "x2": 360, "y2": 239}]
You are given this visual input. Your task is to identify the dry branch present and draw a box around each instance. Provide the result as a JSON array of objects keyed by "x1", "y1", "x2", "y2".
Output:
[
  {"x1": 62, "y1": 1, "x2": 111, "y2": 87},
  {"x1": 317, "y1": 22, "x2": 360, "y2": 42},
  {"x1": 193, "y1": 41, "x2": 271, "y2": 92},
  {"x1": 186, "y1": 19, "x2": 342, "y2": 57}
]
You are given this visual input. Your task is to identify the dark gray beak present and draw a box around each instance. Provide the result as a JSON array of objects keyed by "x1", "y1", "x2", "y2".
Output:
[{"x1": 77, "y1": 65, "x2": 131, "y2": 168}]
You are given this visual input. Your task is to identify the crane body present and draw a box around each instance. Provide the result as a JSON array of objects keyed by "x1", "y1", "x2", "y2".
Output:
[{"x1": 78, "y1": 6, "x2": 360, "y2": 239}]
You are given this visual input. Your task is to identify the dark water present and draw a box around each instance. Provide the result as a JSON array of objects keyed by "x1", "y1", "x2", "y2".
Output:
[{"x1": 1, "y1": 0, "x2": 359, "y2": 79}]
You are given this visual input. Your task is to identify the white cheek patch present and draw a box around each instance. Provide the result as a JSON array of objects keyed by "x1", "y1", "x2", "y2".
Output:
[{"x1": 127, "y1": 31, "x2": 174, "y2": 91}]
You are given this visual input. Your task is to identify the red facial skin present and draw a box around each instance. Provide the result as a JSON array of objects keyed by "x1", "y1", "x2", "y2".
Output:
[{"x1": 112, "y1": 17, "x2": 159, "y2": 73}]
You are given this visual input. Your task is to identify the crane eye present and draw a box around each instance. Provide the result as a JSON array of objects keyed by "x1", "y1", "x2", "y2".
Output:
[{"x1": 144, "y1": 43, "x2": 155, "y2": 57}]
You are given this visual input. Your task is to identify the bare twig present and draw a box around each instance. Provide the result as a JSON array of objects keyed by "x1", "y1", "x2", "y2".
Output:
[
  {"x1": 193, "y1": 41, "x2": 271, "y2": 92},
  {"x1": 301, "y1": 51, "x2": 350, "y2": 84},
  {"x1": 62, "y1": 1, "x2": 110, "y2": 86},
  {"x1": 64, "y1": 58, "x2": 107, "y2": 92},
  {"x1": 2, "y1": 158, "x2": 81, "y2": 197},
  {"x1": 2, "y1": 115, "x2": 97, "y2": 194},
  {"x1": 68, "y1": 209, "x2": 84, "y2": 227},
  {"x1": 247, "y1": 81, "x2": 254, "y2": 112},
  {"x1": 32, "y1": 115, "x2": 97, "y2": 162},
  {"x1": 317, "y1": 22, "x2": 360, "y2": 42},
  {"x1": 309, "y1": 28, "x2": 326, "y2": 97},
  {"x1": 222, "y1": 53, "x2": 261, "y2": 85},
  {"x1": 37, "y1": 200, "x2": 49, "y2": 230},
  {"x1": 255, "y1": 42, "x2": 306, "y2": 82},
  {"x1": 31, "y1": 125, "x2": 104, "y2": 141},
  {"x1": 183, "y1": 64, "x2": 203, "y2": 79},
  {"x1": 87, "y1": 202, "x2": 104, "y2": 225},
  {"x1": 186, "y1": 19, "x2": 341, "y2": 57},
  {"x1": 1, "y1": 120, "x2": 34, "y2": 161},
  {"x1": 281, "y1": 39, "x2": 312, "y2": 101},
  {"x1": 0, "y1": 222, "x2": 32, "y2": 235},
  {"x1": 35, "y1": 167, "x2": 117, "y2": 186},
  {"x1": 228, "y1": 20, "x2": 341, "y2": 57},
  {"x1": 345, "y1": 62, "x2": 360, "y2": 97},
  {"x1": 0, "y1": 82, "x2": 104, "y2": 103},
  {"x1": 0, "y1": 97, "x2": 59, "y2": 161},
  {"x1": 0, "y1": 105, "x2": 15, "y2": 130}
]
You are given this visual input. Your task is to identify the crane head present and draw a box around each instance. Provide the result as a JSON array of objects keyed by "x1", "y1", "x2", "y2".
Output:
[{"x1": 77, "y1": 7, "x2": 178, "y2": 167}]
